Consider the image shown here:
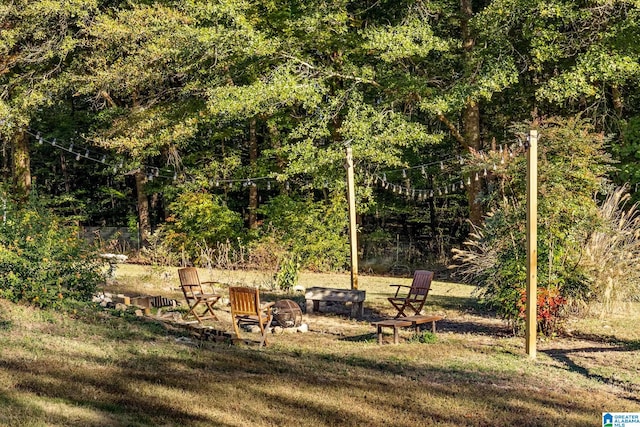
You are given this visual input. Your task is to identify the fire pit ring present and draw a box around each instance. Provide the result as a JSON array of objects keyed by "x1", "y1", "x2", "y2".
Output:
[{"x1": 272, "y1": 300, "x2": 303, "y2": 328}]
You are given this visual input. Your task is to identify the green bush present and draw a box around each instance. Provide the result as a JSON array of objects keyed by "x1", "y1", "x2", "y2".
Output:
[
  {"x1": 0, "y1": 198, "x2": 105, "y2": 308},
  {"x1": 258, "y1": 194, "x2": 349, "y2": 272},
  {"x1": 273, "y1": 255, "x2": 300, "y2": 291},
  {"x1": 452, "y1": 117, "x2": 614, "y2": 334},
  {"x1": 162, "y1": 191, "x2": 245, "y2": 263}
]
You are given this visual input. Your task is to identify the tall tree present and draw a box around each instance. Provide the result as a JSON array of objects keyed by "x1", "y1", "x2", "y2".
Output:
[{"x1": 0, "y1": 0, "x2": 99, "y2": 201}]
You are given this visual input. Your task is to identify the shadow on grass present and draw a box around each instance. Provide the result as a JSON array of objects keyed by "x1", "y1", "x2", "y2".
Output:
[
  {"x1": 2, "y1": 301, "x2": 637, "y2": 426},
  {"x1": 5, "y1": 343, "x2": 600, "y2": 426},
  {"x1": 541, "y1": 347, "x2": 640, "y2": 403},
  {"x1": 564, "y1": 331, "x2": 640, "y2": 351},
  {"x1": 437, "y1": 318, "x2": 512, "y2": 337}
]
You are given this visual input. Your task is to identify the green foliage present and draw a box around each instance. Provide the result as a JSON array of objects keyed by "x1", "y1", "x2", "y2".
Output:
[
  {"x1": 453, "y1": 117, "x2": 614, "y2": 334},
  {"x1": 273, "y1": 255, "x2": 300, "y2": 291},
  {"x1": 0, "y1": 196, "x2": 104, "y2": 308},
  {"x1": 5, "y1": 0, "x2": 640, "y2": 282},
  {"x1": 162, "y1": 191, "x2": 244, "y2": 263},
  {"x1": 613, "y1": 116, "x2": 640, "y2": 200},
  {"x1": 258, "y1": 194, "x2": 349, "y2": 272},
  {"x1": 408, "y1": 330, "x2": 438, "y2": 344}
]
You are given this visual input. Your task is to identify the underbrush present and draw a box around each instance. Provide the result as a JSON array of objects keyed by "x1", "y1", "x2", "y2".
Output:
[{"x1": 0, "y1": 197, "x2": 105, "y2": 308}]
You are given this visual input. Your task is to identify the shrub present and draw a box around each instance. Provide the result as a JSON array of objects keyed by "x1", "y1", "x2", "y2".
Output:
[
  {"x1": 578, "y1": 186, "x2": 640, "y2": 317},
  {"x1": 273, "y1": 255, "x2": 300, "y2": 291},
  {"x1": 452, "y1": 117, "x2": 614, "y2": 334},
  {"x1": 162, "y1": 191, "x2": 244, "y2": 263},
  {"x1": 258, "y1": 194, "x2": 349, "y2": 272},
  {"x1": 0, "y1": 197, "x2": 105, "y2": 308},
  {"x1": 517, "y1": 287, "x2": 566, "y2": 336}
]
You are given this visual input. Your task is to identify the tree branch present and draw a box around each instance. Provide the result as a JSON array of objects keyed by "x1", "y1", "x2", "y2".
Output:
[{"x1": 437, "y1": 112, "x2": 466, "y2": 146}]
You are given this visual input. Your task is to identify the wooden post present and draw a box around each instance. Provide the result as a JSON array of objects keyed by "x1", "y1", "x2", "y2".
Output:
[
  {"x1": 345, "y1": 146, "x2": 359, "y2": 290},
  {"x1": 526, "y1": 130, "x2": 538, "y2": 358}
]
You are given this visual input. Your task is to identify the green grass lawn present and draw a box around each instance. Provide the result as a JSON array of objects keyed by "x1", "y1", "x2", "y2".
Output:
[{"x1": 0, "y1": 265, "x2": 638, "y2": 426}]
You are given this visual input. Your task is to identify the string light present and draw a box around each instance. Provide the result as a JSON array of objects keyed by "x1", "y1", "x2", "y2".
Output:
[
  {"x1": 27, "y1": 125, "x2": 527, "y2": 197},
  {"x1": 371, "y1": 140, "x2": 526, "y2": 201},
  {"x1": 25, "y1": 128, "x2": 182, "y2": 181}
]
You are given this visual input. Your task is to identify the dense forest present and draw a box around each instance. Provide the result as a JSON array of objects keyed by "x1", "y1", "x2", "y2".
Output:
[{"x1": 2, "y1": 0, "x2": 640, "y2": 296}]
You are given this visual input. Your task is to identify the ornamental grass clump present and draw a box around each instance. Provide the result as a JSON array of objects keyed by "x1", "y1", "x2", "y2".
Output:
[
  {"x1": 579, "y1": 186, "x2": 640, "y2": 317},
  {"x1": 0, "y1": 198, "x2": 105, "y2": 308}
]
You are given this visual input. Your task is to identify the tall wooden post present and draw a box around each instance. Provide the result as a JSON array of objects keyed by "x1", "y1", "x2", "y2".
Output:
[
  {"x1": 346, "y1": 146, "x2": 359, "y2": 290},
  {"x1": 526, "y1": 130, "x2": 538, "y2": 358}
]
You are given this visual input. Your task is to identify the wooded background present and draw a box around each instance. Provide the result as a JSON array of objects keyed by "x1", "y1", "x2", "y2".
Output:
[{"x1": 2, "y1": 0, "x2": 640, "y2": 272}]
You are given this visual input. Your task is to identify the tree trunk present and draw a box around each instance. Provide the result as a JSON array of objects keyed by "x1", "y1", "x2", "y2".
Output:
[
  {"x1": 135, "y1": 170, "x2": 151, "y2": 246},
  {"x1": 60, "y1": 152, "x2": 71, "y2": 194},
  {"x1": 248, "y1": 118, "x2": 258, "y2": 229},
  {"x1": 463, "y1": 101, "x2": 483, "y2": 225},
  {"x1": 461, "y1": 0, "x2": 483, "y2": 225},
  {"x1": 11, "y1": 130, "x2": 31, "y2": 203}
]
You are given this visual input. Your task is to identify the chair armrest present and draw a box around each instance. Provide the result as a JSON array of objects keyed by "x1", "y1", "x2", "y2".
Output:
[
  {"x1": 261, "y1": 301, "x2": 276, "y2": 313},
  {"x1": 201, "y1": 281, "x2": 222, "y2": 293},
  {"x1": 389, "y1": 284, "x2": 410, "y2": 298}
]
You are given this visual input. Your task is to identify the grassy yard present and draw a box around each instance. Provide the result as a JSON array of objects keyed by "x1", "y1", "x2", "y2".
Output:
[{"x1": 0, "y1": 265, "x2": 638, "y2": 426}]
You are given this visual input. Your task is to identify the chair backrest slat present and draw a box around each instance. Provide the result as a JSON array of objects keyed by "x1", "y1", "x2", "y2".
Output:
[
  {"x1": 409, "y1": 270, "x2": 434, "y2": 296},
  {"x1": 178, "y1": 268, "x2": 204, "y2": 298},
  {"x1": 229, "y1": 287, "x2": 260, "y2": 316}
]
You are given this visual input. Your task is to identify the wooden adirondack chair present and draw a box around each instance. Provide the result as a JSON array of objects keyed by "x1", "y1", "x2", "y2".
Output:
[
  {"x1": 388, "y1": 270, "x2": 434, "y2": 318},
  {"x1": 228, "y1": 286, "x2": 274, "y2": 347},
  {"x1": 178, "y1": 267, "x2": 221, "y2": 323}
]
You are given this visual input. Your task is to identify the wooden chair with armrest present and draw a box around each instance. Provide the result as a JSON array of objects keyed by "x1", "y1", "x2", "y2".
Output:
[
  {"x1": 387, "y1": 270, "x2": 434, "y2": 318},
  {"x1": 228, "y1": 286, "x2": 274, "y2": 347},
  {"x1": 178, "y1": 267, "x2": 222, "y2": 323}
]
